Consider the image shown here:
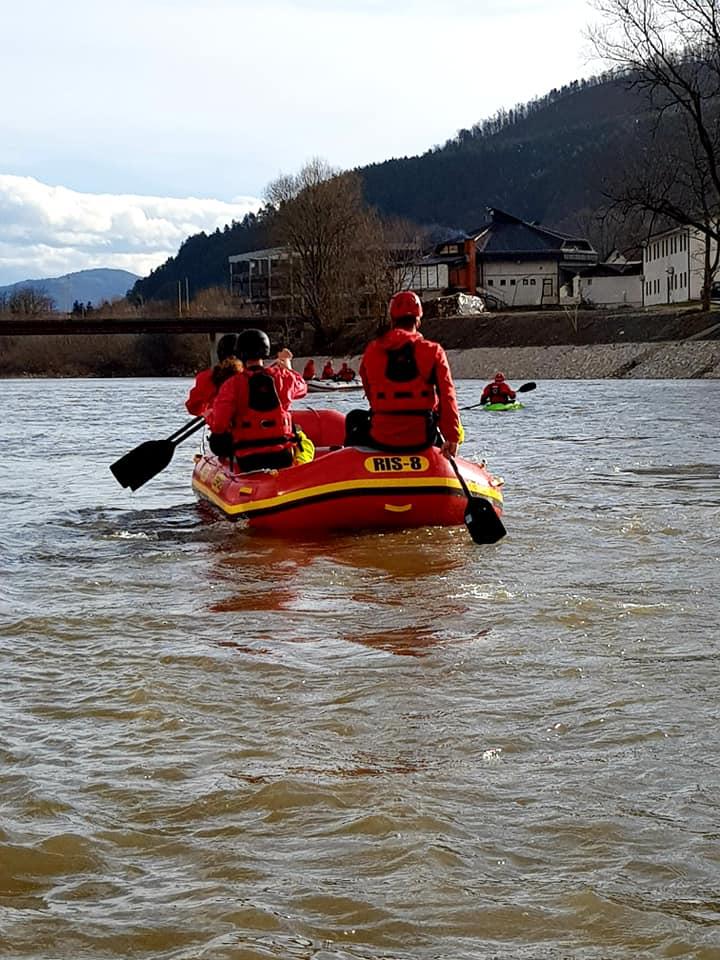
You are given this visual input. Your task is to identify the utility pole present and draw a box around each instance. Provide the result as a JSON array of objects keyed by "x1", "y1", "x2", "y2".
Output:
[{"x1": 177, "y1": 278, "x2": 190, "y2": 317}]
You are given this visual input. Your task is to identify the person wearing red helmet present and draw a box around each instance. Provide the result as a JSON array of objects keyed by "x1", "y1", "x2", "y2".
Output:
[
  {"x1": 481, "y1": 371, "x2": 517, "y2": 405},
  {"x1": 354, "y1": 290, "x2": 463, "y2": 457}
]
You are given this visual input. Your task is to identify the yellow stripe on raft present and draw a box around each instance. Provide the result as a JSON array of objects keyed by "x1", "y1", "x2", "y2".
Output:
[{"x1": 192, "y1": 474, "x2": 503, "y2": 517}]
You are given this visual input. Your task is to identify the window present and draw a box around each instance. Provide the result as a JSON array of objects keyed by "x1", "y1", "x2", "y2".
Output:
[
  {"x1": 523, "y1": 278, "x2": 529, "y2": 285},
  {"x1": 530, "y1": 278, "x2": 536, "y2": 285},
  {"x1": 587, "y1": 278, "x2": 593, "y2": 285},
  {"x1": 500, "y1": 279, "x2": 506, "y2": 286},
  {"x1": 510, "y1": 279, "x2": 516, "y2": 285},
  {"x1": 487, "y1": 279, "x2": 494, "y2": 286}
]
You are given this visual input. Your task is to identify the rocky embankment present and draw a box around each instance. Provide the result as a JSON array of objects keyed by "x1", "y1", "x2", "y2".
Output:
[
  {"x1": 330, "y1": 305, "x2": 720, "y2": 379},
  {"x1": 445, "y1": 339, "x2": 720, "y2": 379}
]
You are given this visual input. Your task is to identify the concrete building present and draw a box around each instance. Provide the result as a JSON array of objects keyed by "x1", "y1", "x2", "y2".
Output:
[
  {"x1": 568, "y1": 252, "x2": 643, "y2": 308},
  {"x1": 228, "y1": 247, "x2": 299, "y2": 314},
  {"x1": 641, "y1": 226, "x2": 712, "y2": 305}
]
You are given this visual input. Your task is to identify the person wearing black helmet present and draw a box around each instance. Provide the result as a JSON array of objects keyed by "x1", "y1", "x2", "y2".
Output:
[
  {"x1": 185, "y1": 333, "x2": 240, "y2": 417},
  {"x1": 208, "y1": 329, "x2": 308, "y2": 471}
]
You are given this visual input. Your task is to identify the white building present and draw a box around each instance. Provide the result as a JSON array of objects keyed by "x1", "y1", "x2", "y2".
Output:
[
  {"x1": 565, "y1": 252, "x2": 643, "y2": 307},
  {"x1": 642, "y1": 225, "x2": 714, "y2": 305}
]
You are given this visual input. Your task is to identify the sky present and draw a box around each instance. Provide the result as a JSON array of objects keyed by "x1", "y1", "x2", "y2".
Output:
[{"x1": 0, "y1": 0, "x2": 599, "y2": 286}]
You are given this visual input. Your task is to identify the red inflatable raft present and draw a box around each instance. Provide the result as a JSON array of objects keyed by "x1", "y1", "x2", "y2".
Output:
[{"x1": 191, "y1": 409, "x2": 504, "y2": 534}]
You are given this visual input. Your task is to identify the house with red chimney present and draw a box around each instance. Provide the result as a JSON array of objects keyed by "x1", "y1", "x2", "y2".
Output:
[{"x1": 402, "y1": 208, "x2": 598, "y2": 307}]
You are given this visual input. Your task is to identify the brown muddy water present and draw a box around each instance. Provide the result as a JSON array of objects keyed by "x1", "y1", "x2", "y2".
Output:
[{"x1": 0, "y1": 377, "x2": 719, "y2": 960}]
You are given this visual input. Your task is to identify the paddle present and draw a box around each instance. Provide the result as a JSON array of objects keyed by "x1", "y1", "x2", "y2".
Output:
[
  {"x1": 110, "y1": 416, "x2": 206, "y2": 491},
  {"x1": 462, "y1": 380, "x2": 537, "y2": 412},
  {"x1": 438, "y1": 430, "x2": 507, "y2": 544}
]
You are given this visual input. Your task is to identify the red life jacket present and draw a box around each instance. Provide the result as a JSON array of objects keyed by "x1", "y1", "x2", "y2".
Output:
[
  {"x1": 231, "y1": 368, "x2": 295, "y2": 455},
  {"x1": 364, "y1": 340, "x2": 436, "y2": 413},
  {"x1": 486, "y1": 381, "x2": 515, "y2": 402},
  {"x1": 363, "y1": 339, "x2": 437, "y2": 449}
]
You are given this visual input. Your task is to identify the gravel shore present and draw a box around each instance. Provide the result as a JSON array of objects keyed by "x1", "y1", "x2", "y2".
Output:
[{"x1": 310, "y1": 339, "x2": 720, "y2": 380}]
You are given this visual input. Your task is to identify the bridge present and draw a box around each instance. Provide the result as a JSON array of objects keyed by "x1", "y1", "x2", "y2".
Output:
[{"x1": 0, "y1": 315, "x2": 274, "y2": 336}]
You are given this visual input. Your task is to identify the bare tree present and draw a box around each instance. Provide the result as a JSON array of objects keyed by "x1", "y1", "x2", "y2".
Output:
[
  {"x1": 266, "y1": 158, "x2": 383, "y2": 345},
  {"x1": 354, "y1": 214, "x2": 428, "y2": 333},
  {"x1": 590, "y1": 0, "x2": 720, "y2": 307},
  {"x1": 5, "y1": 286, "x2": 56, "y2": 316}
]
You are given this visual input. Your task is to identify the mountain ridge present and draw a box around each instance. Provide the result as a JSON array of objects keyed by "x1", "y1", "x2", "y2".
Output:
[
  {"x1": 0, "y1": 268, "x2": 140, "y2": 312},
  {"x1": 132, "y1": 73, "x2": 653, "y2": 302}
]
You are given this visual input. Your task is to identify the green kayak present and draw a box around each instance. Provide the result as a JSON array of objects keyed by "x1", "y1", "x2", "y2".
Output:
[{"x1": 483, "y1": 401, "x2": 525, "y2": 411}]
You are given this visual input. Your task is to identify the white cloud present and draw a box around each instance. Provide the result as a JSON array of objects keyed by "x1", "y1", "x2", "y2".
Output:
[
  {"x1": 0, "y1": 175, "x2": 261, "y2": 285},
  {"x1": 1, "y1": 1, "x2": 596, "y2": 200}
]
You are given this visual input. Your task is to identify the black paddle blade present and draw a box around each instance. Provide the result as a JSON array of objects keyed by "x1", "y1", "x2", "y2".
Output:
[
  {"x1": 463, "y1": 496, "x2": 507, "y2": 544},
  {"x1": 517, "y1": 381, "x2": 536, "y2": 393},
  {"x1": 110, "y1": 439, "x2": 175, "y2": 491}
]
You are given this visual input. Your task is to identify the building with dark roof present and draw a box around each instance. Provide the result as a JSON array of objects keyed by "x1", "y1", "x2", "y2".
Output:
[{"x1": 406, "y1": 208, "x2": 598, "y2": 307}]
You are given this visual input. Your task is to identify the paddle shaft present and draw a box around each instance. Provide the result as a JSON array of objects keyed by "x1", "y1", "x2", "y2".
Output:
[
  {"x1": 447, "y1": 453, "x2": 474, "y2": 500},
  {"x1": 168, "y1": 416, "x2": 206, "y2": 446},
  {"x1": 436, "y1": 428, "x2": 506, "y2": 543}
]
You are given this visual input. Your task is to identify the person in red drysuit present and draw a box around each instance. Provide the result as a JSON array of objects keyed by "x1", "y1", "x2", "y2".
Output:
[
  {"x1": 321, "y1": 359, "x2": 335, "y2": 379},
  {"x1": 354, "y1": 290, "x2": 463, "y2": 457},
  {"x1": 208, "y1": 329, "x2": 308, "y2": 472},
  {"x1": 302, "y1": 358, "x2": 316, "y2": 381},
  {"x1": 480, "y1": 372, "x2": 517, "y2": 405},
  {"x1": 335, "y1": 361, "x2": 356, "y2": 382},
  {"x1": 185, "y1": 334, "x2": 239, "y2": 417}
]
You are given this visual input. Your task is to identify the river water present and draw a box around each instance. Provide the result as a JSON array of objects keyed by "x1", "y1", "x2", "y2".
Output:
[{"x1": 1, "y1": 377, "x2": 719, "y2": 960}]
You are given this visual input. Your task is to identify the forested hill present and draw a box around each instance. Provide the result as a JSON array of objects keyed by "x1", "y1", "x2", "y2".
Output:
[
  {"x1": 132, "y1": 212, "x2": 271, "y2": 304},
  {"x1": 359, "y1": 75, "x2": 646, "y2": 234},
  {"x1": 133, "y1": 74, "x2": 648, "y2": 302}
]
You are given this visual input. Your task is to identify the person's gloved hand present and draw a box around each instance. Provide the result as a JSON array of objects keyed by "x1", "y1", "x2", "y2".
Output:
[
  {"x1": 440, "y1": 440, "x2": 458, "y2": 459},
  {"x1": 209, "y1": 432, "x2": 234, "y2": 458}
]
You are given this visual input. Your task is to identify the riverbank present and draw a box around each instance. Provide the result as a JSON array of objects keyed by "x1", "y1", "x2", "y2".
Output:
[
  {"x1": 306, "y1": 339, "x2": 720, "y2": 380},
  {"x1": 2, "y1": 304, "x2": 719, "y2": 378},
  {"x1": 315, "y1": 304, "x2": 720, "y2": 379}
]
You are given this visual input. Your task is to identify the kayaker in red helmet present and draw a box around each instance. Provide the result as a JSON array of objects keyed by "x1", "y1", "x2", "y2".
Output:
[
  {"x1": 351, "y1": 290, "x2": 463, "y2": 457},
  {"x1": 185, "y1": 334, "x2": 241, "y2": 418},
  {"x1": 302, "y1": 358, "x2": 316, "y2": 381},
  {"x1": 481, "y1": 371, "x2": 517, "y2": 405},
  {"x1": 321, "y1": 359, "x2": 335, "y2": 379},
  {"x1": 208, "y1": 329, "x2": 309, "y2": 471}
]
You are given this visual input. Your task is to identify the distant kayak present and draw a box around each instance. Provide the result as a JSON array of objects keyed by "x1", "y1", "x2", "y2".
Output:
[
  {"x1": 483, "y1": 401, "x2": 525, "y2": 411},
  {"x1": 306, "y1": 378, "x2": 364, "y2": 392}
]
